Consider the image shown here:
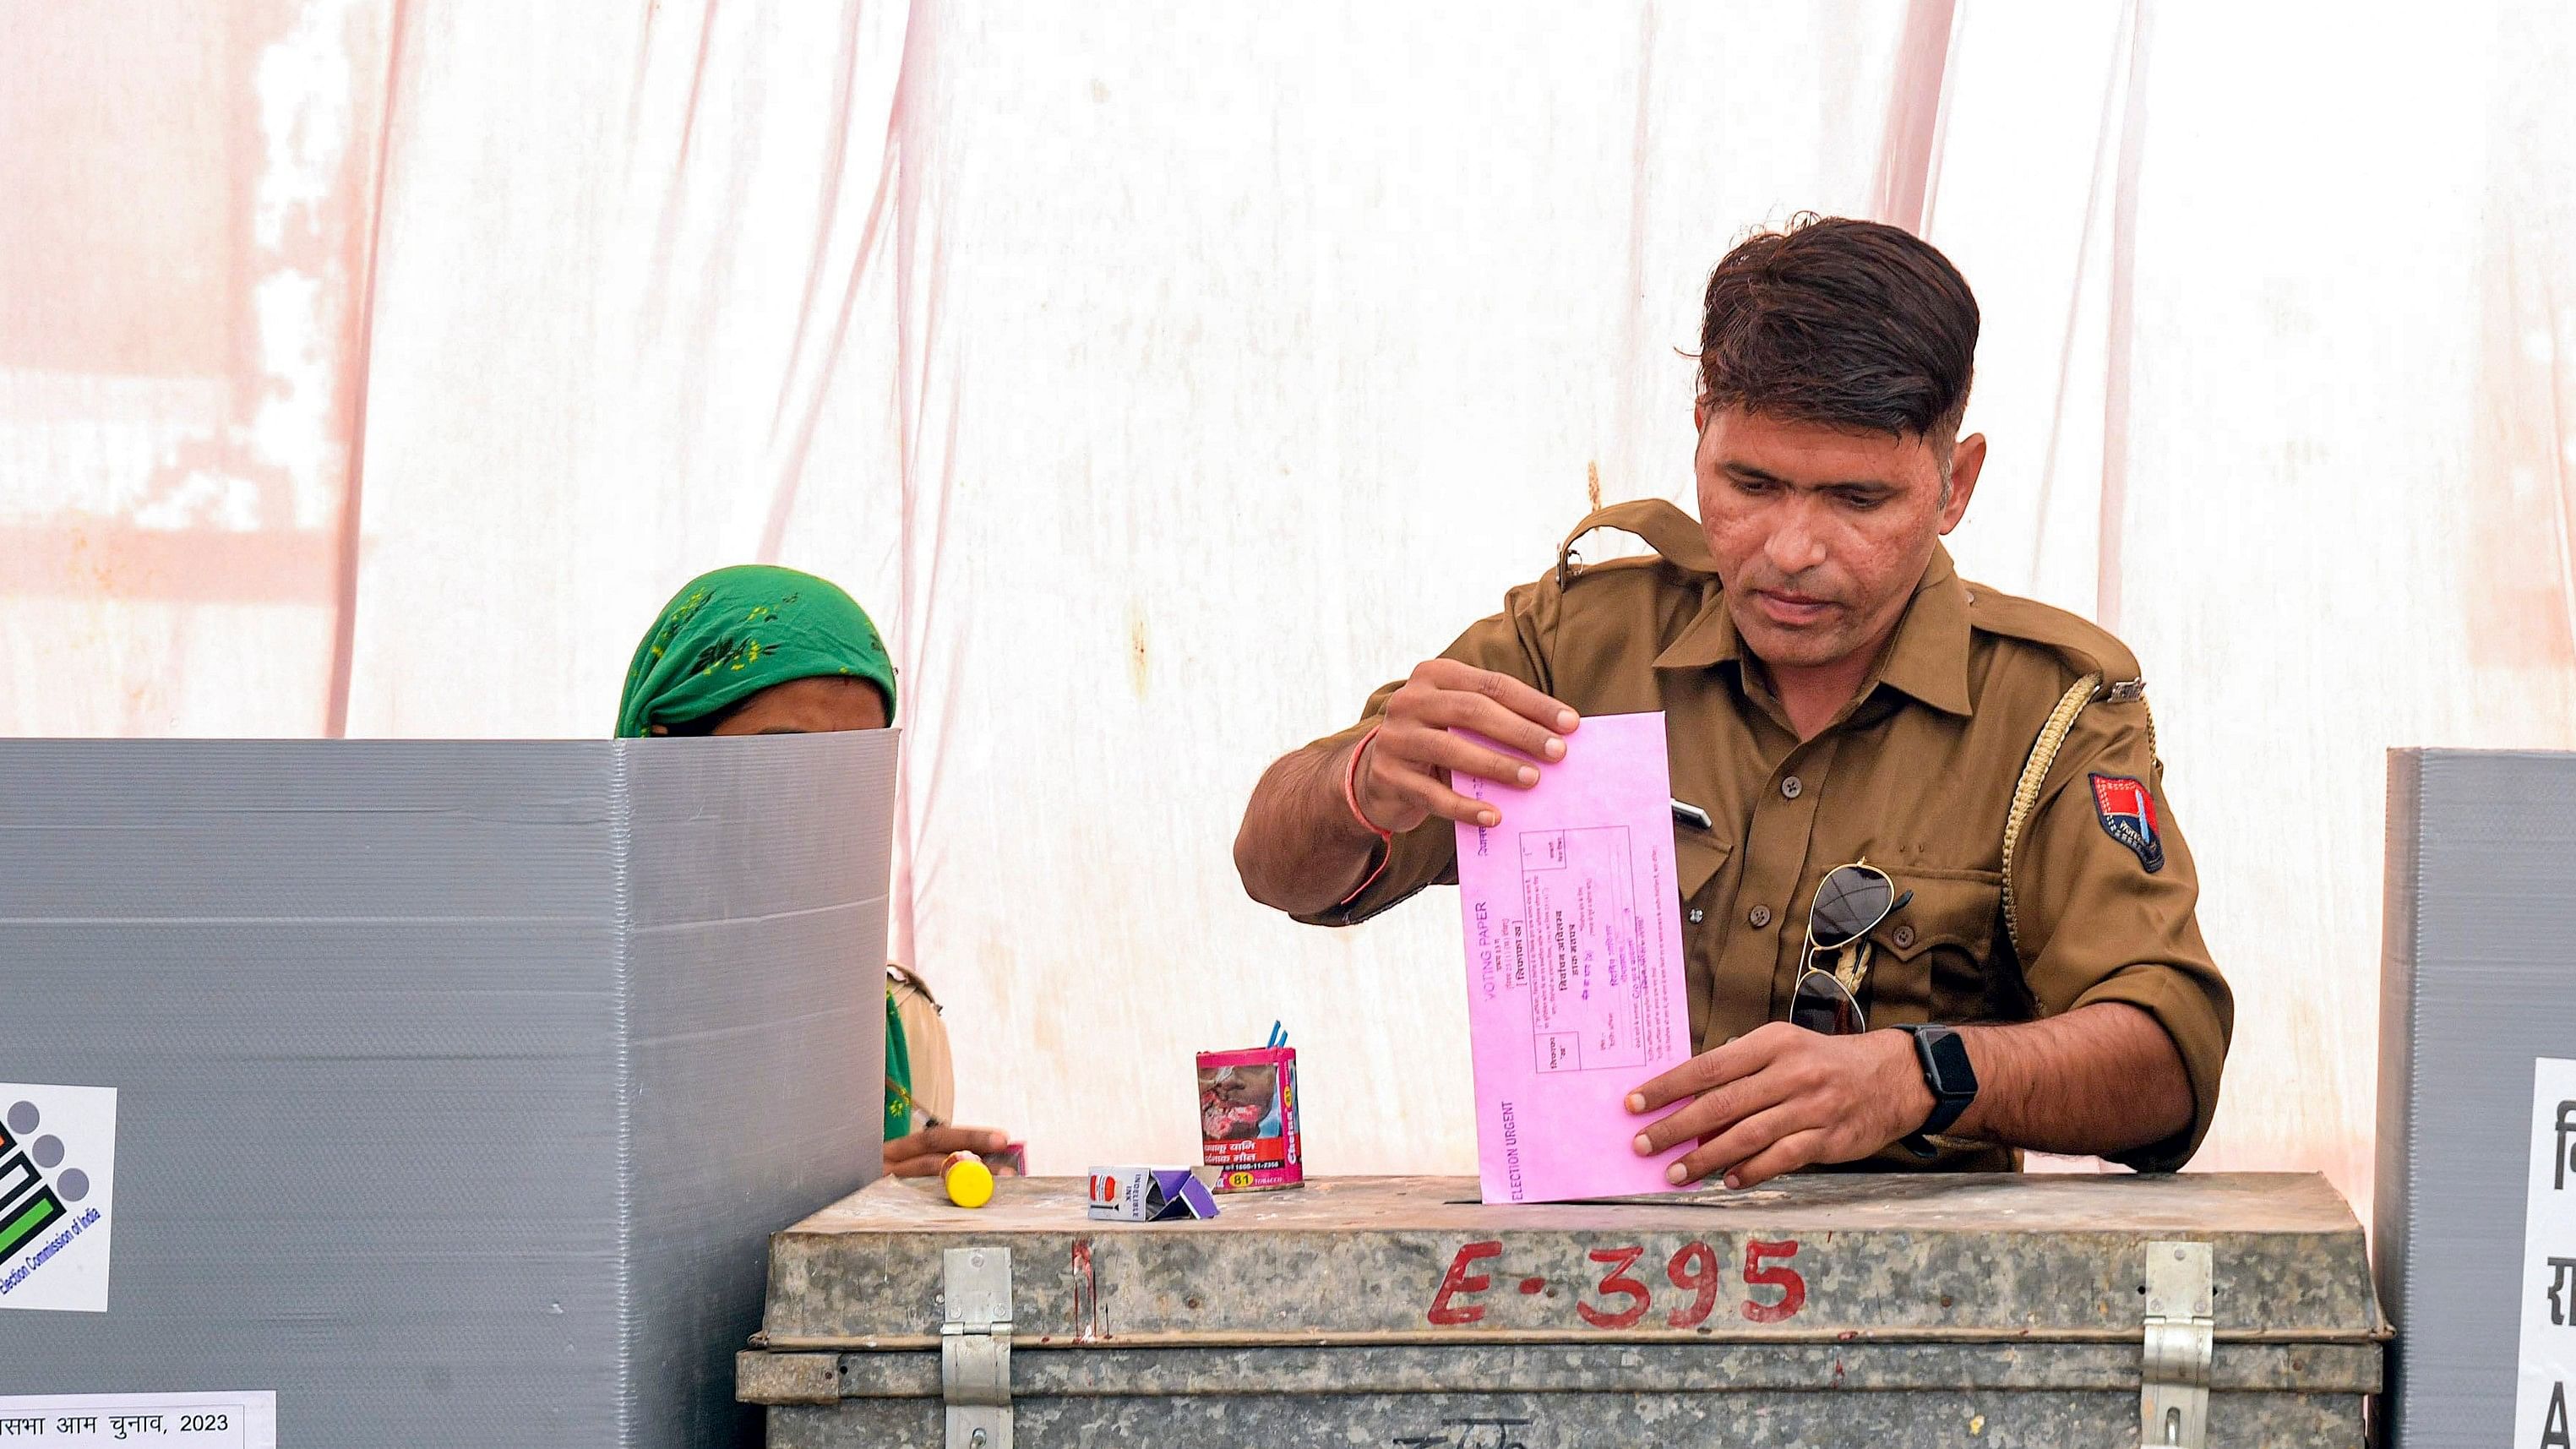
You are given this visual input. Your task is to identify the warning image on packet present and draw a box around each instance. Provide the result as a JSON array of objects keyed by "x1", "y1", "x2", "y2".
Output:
[
  {"x1": 1200, "y1": 1064, "x2": 1275, "y2": 1144},
  {"x1": 1196, "y1": 1047, "x2": 1303, "y2": 1191}
]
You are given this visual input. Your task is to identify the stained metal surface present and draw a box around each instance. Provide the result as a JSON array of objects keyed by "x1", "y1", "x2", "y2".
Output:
[
  {"x1": 767, "y1": 1390, "x2": 2366, "y2": 1448},
  {"x1": 748, "y1": 1171, "x2": 2381, "y2": 1444},
  {"x1": 808, "y1": 1343, "x2": 2381, "y2": 1399},
  {"x1": 760, "y1": 1173, "x2": 2383, "y2": 1349},
  {"x1": 739, "y1": 1352, "x2": 840, "y2": 1407}
]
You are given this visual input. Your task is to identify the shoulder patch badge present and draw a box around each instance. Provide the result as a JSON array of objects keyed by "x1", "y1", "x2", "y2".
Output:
[{"x1": 2089, "y1": 774, "x2": 2165, "y2": 873}]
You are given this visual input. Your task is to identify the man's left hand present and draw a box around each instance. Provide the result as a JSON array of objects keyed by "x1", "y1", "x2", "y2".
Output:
[{"x1": 1626, "y1": 1024, "x2": 1934, "y2": 1189}]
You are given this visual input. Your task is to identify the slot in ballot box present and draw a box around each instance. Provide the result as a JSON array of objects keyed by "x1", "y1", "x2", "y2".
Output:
[
  {"x1": 0, "y1": 734, "x2": 894, "y2": 1448},
  {"x1": 739, "y1": 1171, "x2": 2385, "y2": 1447}
]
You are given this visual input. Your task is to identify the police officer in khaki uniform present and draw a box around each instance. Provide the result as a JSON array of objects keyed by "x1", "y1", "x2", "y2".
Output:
[{"x1": 1234, "y1": 216, "x2": 2230, "y2": 1188}]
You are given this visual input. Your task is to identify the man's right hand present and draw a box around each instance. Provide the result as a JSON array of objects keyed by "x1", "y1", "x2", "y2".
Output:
[{"x1": 1353, "y1": 660, "x2": 1580, "y2": 833}]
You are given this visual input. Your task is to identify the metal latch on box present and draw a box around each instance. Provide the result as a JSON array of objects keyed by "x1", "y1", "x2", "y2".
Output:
[
  {"x1": 942, "y1": 1246, "x2": 1013, "y2": 1449},
  {"x1": 2140, "y1": 1240, "x2": 2214, "y2": 1449}
]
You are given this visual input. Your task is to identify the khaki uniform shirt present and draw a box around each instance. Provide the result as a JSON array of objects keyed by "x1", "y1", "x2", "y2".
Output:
[{"x1": 1297, "y1": 501, "x2": 2232, "y2": 1173}]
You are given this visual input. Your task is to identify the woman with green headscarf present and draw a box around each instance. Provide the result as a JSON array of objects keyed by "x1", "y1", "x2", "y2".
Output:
[{"x1": 618, "y1": 564, "x2": 1012, "y2": 1179}]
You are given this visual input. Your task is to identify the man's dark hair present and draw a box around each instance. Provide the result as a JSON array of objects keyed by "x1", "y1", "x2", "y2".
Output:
[{"x1": 1696, "y1": 213, "x2": 1979, "y2": 444}]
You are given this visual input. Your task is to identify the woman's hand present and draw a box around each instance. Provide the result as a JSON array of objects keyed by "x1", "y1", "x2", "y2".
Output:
[{"x1": 884, "y1": 1124, "x2": 1012, "y2": 1178}]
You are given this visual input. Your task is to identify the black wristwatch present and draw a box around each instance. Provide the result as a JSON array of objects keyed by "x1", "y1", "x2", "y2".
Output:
[{"x1": 1895, "y1": 1023, "x2": 1978, "y2": 1160}]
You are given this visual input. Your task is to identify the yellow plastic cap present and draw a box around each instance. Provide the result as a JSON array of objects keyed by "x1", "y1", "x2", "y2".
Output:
[{"x1": 943, "y1": 1152, "x2": 996, "y2": 1209}]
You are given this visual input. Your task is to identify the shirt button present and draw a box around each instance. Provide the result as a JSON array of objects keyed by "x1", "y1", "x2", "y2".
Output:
[
  {"x1": 1688, "y1": 908, "x2": 1705, "y2": 924},
  {"x1": 1748, "y1": 904, "x2": 1773, "y2": 929},
  {"x1": 1780, "y1": 776, "x2": 1803, "y2": 799},
  {"x1": 1893, "y1": 923, "x2": 1916, "y2": 949}
]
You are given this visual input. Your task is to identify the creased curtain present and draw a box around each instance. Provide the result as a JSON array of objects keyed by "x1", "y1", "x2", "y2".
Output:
[{"x1": 8, "y1": 1, "x2": 2576, "y2": 1225}]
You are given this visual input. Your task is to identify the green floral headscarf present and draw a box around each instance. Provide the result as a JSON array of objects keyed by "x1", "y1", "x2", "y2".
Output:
[{"x1": 614, "y1": 565, "x2": 898, "y2": 738}]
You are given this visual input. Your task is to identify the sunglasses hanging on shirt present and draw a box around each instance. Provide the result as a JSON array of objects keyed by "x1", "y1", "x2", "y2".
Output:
[{"x1": 1787, "y1": 860, "x2": 1914, "y2": 1037}]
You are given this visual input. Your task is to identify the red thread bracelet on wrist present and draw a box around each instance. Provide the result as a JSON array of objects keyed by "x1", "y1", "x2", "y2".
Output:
[{"x1": 1337, "y1": 725, "x2": 1394, "y2": 907}]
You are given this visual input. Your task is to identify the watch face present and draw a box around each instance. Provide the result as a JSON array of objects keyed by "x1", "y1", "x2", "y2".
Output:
[{"x1": 1925, "y1": 1031, "x2": 1975, "y2": 1093}]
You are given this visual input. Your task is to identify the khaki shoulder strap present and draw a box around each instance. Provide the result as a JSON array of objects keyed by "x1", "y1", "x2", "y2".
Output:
[
  {"x1": 1966, "y1": 582, "x2": 2143, "y2": 689},
  {"x1": 2000, "y1": 673, "x2": 2099, "y2": 962},
  {"x1": 1555, "y1": 499, "x2": 1717, "y2": 588}
]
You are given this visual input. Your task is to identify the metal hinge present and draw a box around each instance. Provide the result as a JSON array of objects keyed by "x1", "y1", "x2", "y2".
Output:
[
  {"x1": 942, "y1": 1246, "x2": 1013, "y2": 1449},
  {"x1": 2140, "y1": 1240, "x2": 2214, "y2": 1448}
]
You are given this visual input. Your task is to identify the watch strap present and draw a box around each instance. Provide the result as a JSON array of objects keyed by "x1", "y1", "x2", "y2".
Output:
[
  {"x1": 1918, "y1": 1087, "x2": 1972, "y2": 1138},
  {"x1": 1898, "y1": 1024, "x2": 1975, "y2": 1150}
]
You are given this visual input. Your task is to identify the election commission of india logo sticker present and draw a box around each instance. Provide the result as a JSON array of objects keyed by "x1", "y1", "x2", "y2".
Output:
[{"x1": 0, "y1": 1083, "x2": 118, "y2": 1313}]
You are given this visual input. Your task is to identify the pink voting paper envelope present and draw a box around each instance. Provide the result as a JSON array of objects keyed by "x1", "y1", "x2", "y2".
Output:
[{"x1": 1451, "y1": 711, "x2": 1693, "y2": 1204}]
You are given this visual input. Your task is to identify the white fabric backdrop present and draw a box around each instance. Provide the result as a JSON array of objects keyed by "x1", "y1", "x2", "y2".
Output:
[{"x1": 8, "y1": 1, "x2": 2576, "y2": 1223}]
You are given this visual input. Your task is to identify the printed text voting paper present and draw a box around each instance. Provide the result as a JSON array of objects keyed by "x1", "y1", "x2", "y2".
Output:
[{"x1": 1453, "y1": 711, "x2": 1691, "y2": 1203}]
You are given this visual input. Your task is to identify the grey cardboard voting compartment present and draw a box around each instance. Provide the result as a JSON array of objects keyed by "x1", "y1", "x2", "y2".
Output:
[
  {"x1": 0, "y1": 733, "x2": 891, "y2": 1448},
  {"x1": 2376, "y1": 748, "x2": 2576, "y2": 1448},
  {"x1": 743, "y1": 1172, "x2": 2384, "y2": 1446}
]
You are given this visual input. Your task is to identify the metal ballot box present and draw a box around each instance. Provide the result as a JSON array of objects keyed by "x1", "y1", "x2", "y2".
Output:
[{"x1": 739, "y1": 1173, "x2": 2383, "y2": 1447}]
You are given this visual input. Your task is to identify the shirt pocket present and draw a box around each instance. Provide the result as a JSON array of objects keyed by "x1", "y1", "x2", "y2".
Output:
[
  {"x1": 1862, "y1": 867, "x2": 2006, "y2": 1026},
  {"x1": 1673, "y1": 832, "x2": 1734, "y2": 920}
]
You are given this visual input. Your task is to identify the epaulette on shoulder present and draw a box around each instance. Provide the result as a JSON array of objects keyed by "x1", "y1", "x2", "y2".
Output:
[
  {"x1": 1965, "y1": 581, "x2": 2146, "y2": 701},
  {"x1": 1555, "y1": 499, "x2": 1718, "y2": 590}
]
